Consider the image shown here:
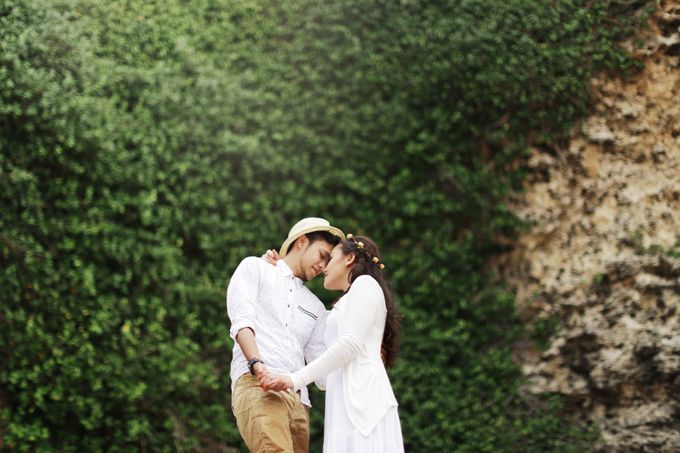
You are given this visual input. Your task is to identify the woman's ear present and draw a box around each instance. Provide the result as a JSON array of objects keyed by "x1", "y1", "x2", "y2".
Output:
[{"x1": 345, "y1": 252, "x2": 356, "y2": 267}]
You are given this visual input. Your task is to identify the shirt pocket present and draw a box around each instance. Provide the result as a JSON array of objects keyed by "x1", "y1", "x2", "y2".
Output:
[{"x1": 294, "y1": 304, "x2": 318, "y2": 342}]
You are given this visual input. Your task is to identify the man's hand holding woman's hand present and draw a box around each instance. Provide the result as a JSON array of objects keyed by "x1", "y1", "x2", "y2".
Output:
[{"x1": 258, "y1": 370, "x2": 293, "y2": 392}]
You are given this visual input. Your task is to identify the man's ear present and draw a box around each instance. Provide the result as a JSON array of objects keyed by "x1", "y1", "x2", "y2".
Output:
[{"x1": 296, "y1": 234, "x2": 308, "y2": 250}]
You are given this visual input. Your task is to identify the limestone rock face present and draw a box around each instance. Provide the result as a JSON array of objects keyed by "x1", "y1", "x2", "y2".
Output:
[{"x1": 494, "y1": 3, "x2": 680, "y2": 452}]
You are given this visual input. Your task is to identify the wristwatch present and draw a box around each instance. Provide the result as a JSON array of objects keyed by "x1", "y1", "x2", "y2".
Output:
[{"x1": 247, "y1": 357, "x2": 264, "y2": 375}]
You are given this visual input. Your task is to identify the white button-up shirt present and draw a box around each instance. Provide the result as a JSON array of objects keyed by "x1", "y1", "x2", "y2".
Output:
[{"x1": 227, "y1": 256, "x2": 327, "y2": 406}]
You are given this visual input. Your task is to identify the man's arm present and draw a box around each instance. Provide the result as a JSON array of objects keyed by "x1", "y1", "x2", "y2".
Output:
[
  {"x1": 235, "y1": 327, "x2": 266, "y2": 377},
  {"x1": 227, "y1": 257, "x2": 266, "y2": 376}
]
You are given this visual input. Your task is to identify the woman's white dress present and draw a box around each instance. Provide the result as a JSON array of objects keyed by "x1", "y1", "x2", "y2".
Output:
[{"x1": 320, "y1": 296, "x2": 404, "y2": 452}]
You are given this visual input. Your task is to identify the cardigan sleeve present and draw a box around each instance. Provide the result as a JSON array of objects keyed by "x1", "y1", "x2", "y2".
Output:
[{"x1": 289, "y1": 276, "x2": 384, "y2": 391}]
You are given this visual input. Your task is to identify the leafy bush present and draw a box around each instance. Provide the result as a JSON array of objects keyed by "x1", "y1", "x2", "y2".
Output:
[{"x1": 1, "y1": 0, "x2": 648, "y2": 450}]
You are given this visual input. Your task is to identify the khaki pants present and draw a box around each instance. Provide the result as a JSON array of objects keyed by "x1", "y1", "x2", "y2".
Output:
[{"x1": 232, "y1": 374, "x2": 310, "y2": 453}]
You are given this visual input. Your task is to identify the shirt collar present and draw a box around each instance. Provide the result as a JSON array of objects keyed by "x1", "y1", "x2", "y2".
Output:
[{"x1": 276, "y1": 260, "x2": 304, "y2": 287}]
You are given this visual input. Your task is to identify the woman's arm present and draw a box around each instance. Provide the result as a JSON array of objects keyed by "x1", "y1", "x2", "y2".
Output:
[{"x1": 287, "y1": 277, "x2": 384, "y2": 391}]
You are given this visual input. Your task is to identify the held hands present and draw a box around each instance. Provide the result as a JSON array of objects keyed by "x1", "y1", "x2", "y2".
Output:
[
  {"x1": 258, "y1": 370, "x2": 294, "y2": 392},
  {"x1": 261, "y1": 249, "x2": 281, "y2": 266},
  {"x1": 249, "y1": 359, "x2": 291, "y2": 391}
]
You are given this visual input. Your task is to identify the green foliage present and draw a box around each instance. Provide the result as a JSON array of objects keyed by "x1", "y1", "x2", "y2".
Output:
[
  {"x1": 531, "y1": 316, "x2": 561, "y2": 351},
  {"x1": 1, "y1": 0, "x2": 648, "y2": 450}
]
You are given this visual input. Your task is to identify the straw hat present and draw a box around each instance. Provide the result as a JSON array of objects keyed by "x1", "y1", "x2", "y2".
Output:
[{"x1": 279, "y1": 217, "x2": 345, "y2": 257}]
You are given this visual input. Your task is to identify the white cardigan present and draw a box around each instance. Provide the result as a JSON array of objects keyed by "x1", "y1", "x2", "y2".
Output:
[{"x1": 290, "y1": 275, "x2": 398, "y2": 435}]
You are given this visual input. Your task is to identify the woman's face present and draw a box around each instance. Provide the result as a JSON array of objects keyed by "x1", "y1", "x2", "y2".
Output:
[{"x1": 322, "y1": 244, "x2": 353, "y2": 291}]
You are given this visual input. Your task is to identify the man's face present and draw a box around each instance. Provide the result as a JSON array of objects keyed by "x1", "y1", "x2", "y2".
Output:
[{"x1": 298, "y1": 239, "x2": 334, "y2": 282}]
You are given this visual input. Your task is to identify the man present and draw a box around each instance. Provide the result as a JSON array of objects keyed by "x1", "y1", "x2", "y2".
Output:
[{"x1": 227, "y1": 217, "x2": 345, "y2": 452}]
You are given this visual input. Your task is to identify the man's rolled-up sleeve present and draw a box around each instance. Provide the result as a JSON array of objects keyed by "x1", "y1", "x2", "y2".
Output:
[{"x1": 227, "y1": 258, "x2": 260, "y2": 340}]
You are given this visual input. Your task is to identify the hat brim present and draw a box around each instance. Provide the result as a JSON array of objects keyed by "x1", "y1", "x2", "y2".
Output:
[{"x1": 279, "y1": 226, "x2": 345, "y2": 257}]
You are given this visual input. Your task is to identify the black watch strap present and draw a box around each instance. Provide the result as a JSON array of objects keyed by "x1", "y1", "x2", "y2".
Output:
[{"x1": 247, "y1": 357, "x2": 264, "y2": 375}]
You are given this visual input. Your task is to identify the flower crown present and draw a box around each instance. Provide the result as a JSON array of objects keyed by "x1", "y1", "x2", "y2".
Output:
[{"x1": 346, "y1": 233, "x2": 385, "y2": 270}]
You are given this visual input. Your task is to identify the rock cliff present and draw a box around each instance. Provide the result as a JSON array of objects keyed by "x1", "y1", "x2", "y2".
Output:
[{"x1": 494, "y1": 3, "x2": 680, "y2": 451}]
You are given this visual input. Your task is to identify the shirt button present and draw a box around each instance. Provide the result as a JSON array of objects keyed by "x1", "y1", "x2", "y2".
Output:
[{"x1": 289, "y1": 289, "x2": 292, "y2": 292}]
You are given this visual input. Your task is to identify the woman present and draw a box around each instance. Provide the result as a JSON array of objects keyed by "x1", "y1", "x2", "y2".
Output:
[{"x1": 260, "y1": 234, "x2": 404, "y2": 452}]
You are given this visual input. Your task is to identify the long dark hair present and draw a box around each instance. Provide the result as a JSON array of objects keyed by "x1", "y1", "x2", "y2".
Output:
[{"x1": 339, "y1": 235, "x2": 400, "y2": 368}]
